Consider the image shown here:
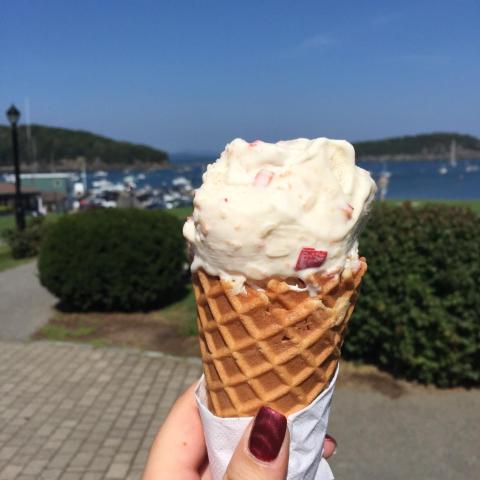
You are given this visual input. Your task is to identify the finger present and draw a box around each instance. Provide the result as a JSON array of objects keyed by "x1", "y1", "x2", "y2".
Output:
[
  {"x1": 143, "y1": 382, "x2": 207, "y2": 480},
  {"x1": 201, "y1": 467, "x2": 214, "y2": 480},
  {"x1": 224, "y1": 406, "x2": 289, "y2": 480},
  {"x1": 322, "y1": 434, "x2": 337, "y2": 459}
]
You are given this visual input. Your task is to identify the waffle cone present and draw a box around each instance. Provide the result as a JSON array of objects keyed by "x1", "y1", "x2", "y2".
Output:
[{"x1": 193, "y1": 258, "x2": 367, "y2": 417}]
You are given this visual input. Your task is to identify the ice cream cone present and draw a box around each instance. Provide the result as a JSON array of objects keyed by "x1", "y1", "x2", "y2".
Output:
[{"x1": 193, "y1": 258, "x2": 367, "y2": 417}]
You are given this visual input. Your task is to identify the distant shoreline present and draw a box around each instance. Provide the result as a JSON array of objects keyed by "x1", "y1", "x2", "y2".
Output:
[
  {"x1": 0, "y1": 161, "x2": 172, "y2": 174},
  {"x1": 358, "y1": 152, "x2": 480, "y2": 162},
  {"x1": 2, "y1": 128, "x2": 480, "y2": 171},
  {"x1": 2, "y1": 156, "x2": 480, "y2": 174}
]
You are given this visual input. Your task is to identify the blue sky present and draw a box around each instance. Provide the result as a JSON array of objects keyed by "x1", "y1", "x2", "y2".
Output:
[{"x1": 1, "y1": 0, "x2": 479, "y2": 152}]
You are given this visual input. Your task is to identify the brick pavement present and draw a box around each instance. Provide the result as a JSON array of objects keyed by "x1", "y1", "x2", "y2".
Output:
[
  {"x1": 2, "y1": 341, "x2": 479, "y2": 479},
  {"x1": 0, "y1": 341, "x2": 202, "y2": 480}
]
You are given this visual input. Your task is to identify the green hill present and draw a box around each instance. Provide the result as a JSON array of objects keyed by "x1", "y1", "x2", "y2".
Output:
[
  {"x1": 1, "y1": 126, "x2": 478, "y2": 168},
  {"x1": 354, "y1": 132, "x2": 480, "y2": 160},
  {"x1": 0, "y1": 124, "x2": 168, "y2": 168}
]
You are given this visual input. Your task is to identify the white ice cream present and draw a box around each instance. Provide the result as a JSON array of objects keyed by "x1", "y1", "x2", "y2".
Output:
[{"x1": 183, "y1": 137, "x2": 376, "y2": 293}]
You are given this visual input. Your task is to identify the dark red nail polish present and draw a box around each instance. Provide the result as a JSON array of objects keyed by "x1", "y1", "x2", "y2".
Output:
[
  {"x1": 248, "y1": 406, "x2": 287, "y2": 462},
  {"x1": 322, "y1": 434, "x2": 338, "y2": 457},
  {"x1": 325, "y1": 434, "x2": 337, "y2": 445}
]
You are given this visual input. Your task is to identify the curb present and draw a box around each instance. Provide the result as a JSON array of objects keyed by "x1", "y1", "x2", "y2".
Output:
[{"x1": 1, "y1": 338, "x2": 203, "y2": 365}]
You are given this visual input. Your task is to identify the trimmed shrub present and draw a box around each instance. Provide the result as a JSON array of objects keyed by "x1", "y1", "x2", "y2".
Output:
[
  {"x1": 344, "y1": 202, "x2": 480, "y2": 387},
  {"x1": 3, "y1": 216, "x2": 47, "y2": 259},
  {"x1": 38, "y1": 209, "x2": 186, "y2": 311}
]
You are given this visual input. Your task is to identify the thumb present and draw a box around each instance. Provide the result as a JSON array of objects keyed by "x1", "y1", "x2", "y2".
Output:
[{"x1": 224, "y1": 406, "x2": 289, "y2": 480}]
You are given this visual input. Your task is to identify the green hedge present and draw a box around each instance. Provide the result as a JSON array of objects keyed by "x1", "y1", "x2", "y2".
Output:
[
  {"x1": 38, "y1": 209, "x2": 186, "y2": 311},
  {"x1": 345, "y1": 203, "x2": 480, "y2": 387}
]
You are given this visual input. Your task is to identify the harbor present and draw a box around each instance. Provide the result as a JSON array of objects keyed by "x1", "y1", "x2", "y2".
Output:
[{"x1": 1, "y1": 156, "x2": 479, "y2": 217}]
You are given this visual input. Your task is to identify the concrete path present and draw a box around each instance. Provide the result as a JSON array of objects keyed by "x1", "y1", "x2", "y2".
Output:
[
  {"x1": 329, "y1": 371, "x2": 480, "y2": 479},
  {"x1": 0, "y1": 262, "x2": 56, "y2": 341},
  {"x1": 0, "y1": 341, "x2": 478, "y2": 480}
]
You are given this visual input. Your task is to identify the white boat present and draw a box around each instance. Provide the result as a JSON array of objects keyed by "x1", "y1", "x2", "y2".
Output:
[
  {"x1": 73, "y1": 182, "x2": 86, "y2": 197},
  {"x1": 93, "y1": 170, "x2": 108, "y2": 178},
  {"x1": 100, "y1": 200, "x2": 117, "y2": 208},
  {"x1": 438, "y1": 140, "x2": 458, "y2": 175},
  {"x1": 90, "y1": 179, "x2": 124, "y2": 195},
  {"x1": 449, "y1": 140, "x2": 457, "y2": 168},
  {"x1": 122, "y1": 175, "x2": 137, "y2": 189},
  {"x1": 172, "y1": 176, "x2": 191, "y2": 187},
  {"x1": 465, "y1": 161, "x2": 479, "y2": 173},
  {"x1": 2, "y1": 174, "x2": 15, "y2": 183},
  {"x1": 92, "y1": 179, "x2": 112, "y2": 189},
  {"x1": 377, "y1": 163, "x2": 391, "y2": 201}
]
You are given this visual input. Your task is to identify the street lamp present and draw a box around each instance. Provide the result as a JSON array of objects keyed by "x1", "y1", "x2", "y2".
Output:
[{"x1": 6, "y1": 105, "x2": 25, "y2": 230}]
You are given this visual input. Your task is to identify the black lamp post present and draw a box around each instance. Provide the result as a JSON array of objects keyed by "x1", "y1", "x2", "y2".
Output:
[{"x1": 6, "y1": 105, "x2": 25, "y2": 230}]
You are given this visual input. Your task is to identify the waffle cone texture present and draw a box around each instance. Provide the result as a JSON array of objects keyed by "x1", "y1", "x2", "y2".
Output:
[{"x1": 193, "y1": 258, "x2": 367, "y2": 417}]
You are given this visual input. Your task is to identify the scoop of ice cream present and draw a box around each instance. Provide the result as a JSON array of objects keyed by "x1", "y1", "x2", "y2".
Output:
[{"x1": 183, "y1": 137, "x2": 376, "y2": 293}]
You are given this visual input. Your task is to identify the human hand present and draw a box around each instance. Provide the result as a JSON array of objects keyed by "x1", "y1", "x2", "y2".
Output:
[{"x1": 142, "y1": 383, "x2": 337, "y2": 480}]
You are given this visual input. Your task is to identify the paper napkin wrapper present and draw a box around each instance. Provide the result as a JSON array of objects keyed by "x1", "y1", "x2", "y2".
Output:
[{"x1": 195, "y1": 367, "x2": 338, "y2": 480}]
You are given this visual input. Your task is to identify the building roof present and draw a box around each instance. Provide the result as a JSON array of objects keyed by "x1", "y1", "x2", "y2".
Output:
[
  {"x1": 2, "y1": 173, "x2": 75, "y2": 181},
  {"x1": 0, "y1": 182, "x2": 40, "y2": 195},
  {"x1": 21, "y1": 173, "x2": 75, "y2": 179}
]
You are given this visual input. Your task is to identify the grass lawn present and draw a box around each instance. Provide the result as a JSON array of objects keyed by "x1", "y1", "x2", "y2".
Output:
[
  {"x1": 0, "y1": 212, "x2": 64, "y2": 236},
  {"x1": 160, "y1": 284, "x2": 197, "y2": 335},
  {"x1": 34, "y1": 303, "x2": 200, "y2": 356},
  {"x1": 0, "y1": 215, "x2": 15, "y2": 237}
]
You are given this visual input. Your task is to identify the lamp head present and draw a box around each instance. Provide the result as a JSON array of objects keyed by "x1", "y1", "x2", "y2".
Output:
[{"x1": 6, "y1": 105, "x2": 20, "y2": 125}]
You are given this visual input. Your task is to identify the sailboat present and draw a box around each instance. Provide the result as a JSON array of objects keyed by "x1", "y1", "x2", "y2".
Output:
[
  {"x1": 449, "y1": 140, "x2": 457, "y2": 168},
  {"x1": 438, "y1": 139, "x2": 457, "y2": 175},
  {"x1": 377, "y1": 162, "x2": 392, "y2": 201}
]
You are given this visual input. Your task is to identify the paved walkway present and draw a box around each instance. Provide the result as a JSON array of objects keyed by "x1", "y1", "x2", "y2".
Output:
[
  {"x1": 329, "y1": 373, "x2": 480, "y2": 479},
  {"x1": 0, "y1": 341, "x2": 201, "y2": 480},
  {"x1": 0, "y1": 341, "x2": 479, "y2": 480},
  {"x1": 0, "y1": 262, "x2": 56, "y2": 341}
]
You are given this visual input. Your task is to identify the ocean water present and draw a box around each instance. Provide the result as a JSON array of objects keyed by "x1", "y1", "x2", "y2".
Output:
[
  {"x1": 90, "y1": 158, "x2": 480, "y2": 201},
  {"x1": 359, "y1": 159, "x2": 480, "y2": 200}
]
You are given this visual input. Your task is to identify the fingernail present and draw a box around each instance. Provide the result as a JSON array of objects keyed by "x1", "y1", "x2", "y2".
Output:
[
  {"x1": 248, "y1": 406, "x2": 287, "y2": 462},
  {"x1": 325, "y1": 434, "x2": 338, "y2": 455}
]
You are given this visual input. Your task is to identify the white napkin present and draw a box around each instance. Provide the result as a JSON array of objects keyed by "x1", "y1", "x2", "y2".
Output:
[{"x1": 195, "y1": 367, "x2": 338, "y2": 480}]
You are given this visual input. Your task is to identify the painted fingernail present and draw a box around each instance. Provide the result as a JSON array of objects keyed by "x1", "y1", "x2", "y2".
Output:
[
  {"x1": 325, "y1": 434, "x2": 338, "y2": 455},
  {"x1": 248, "y1": 406, "x2": 287, "y2": 462}
]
